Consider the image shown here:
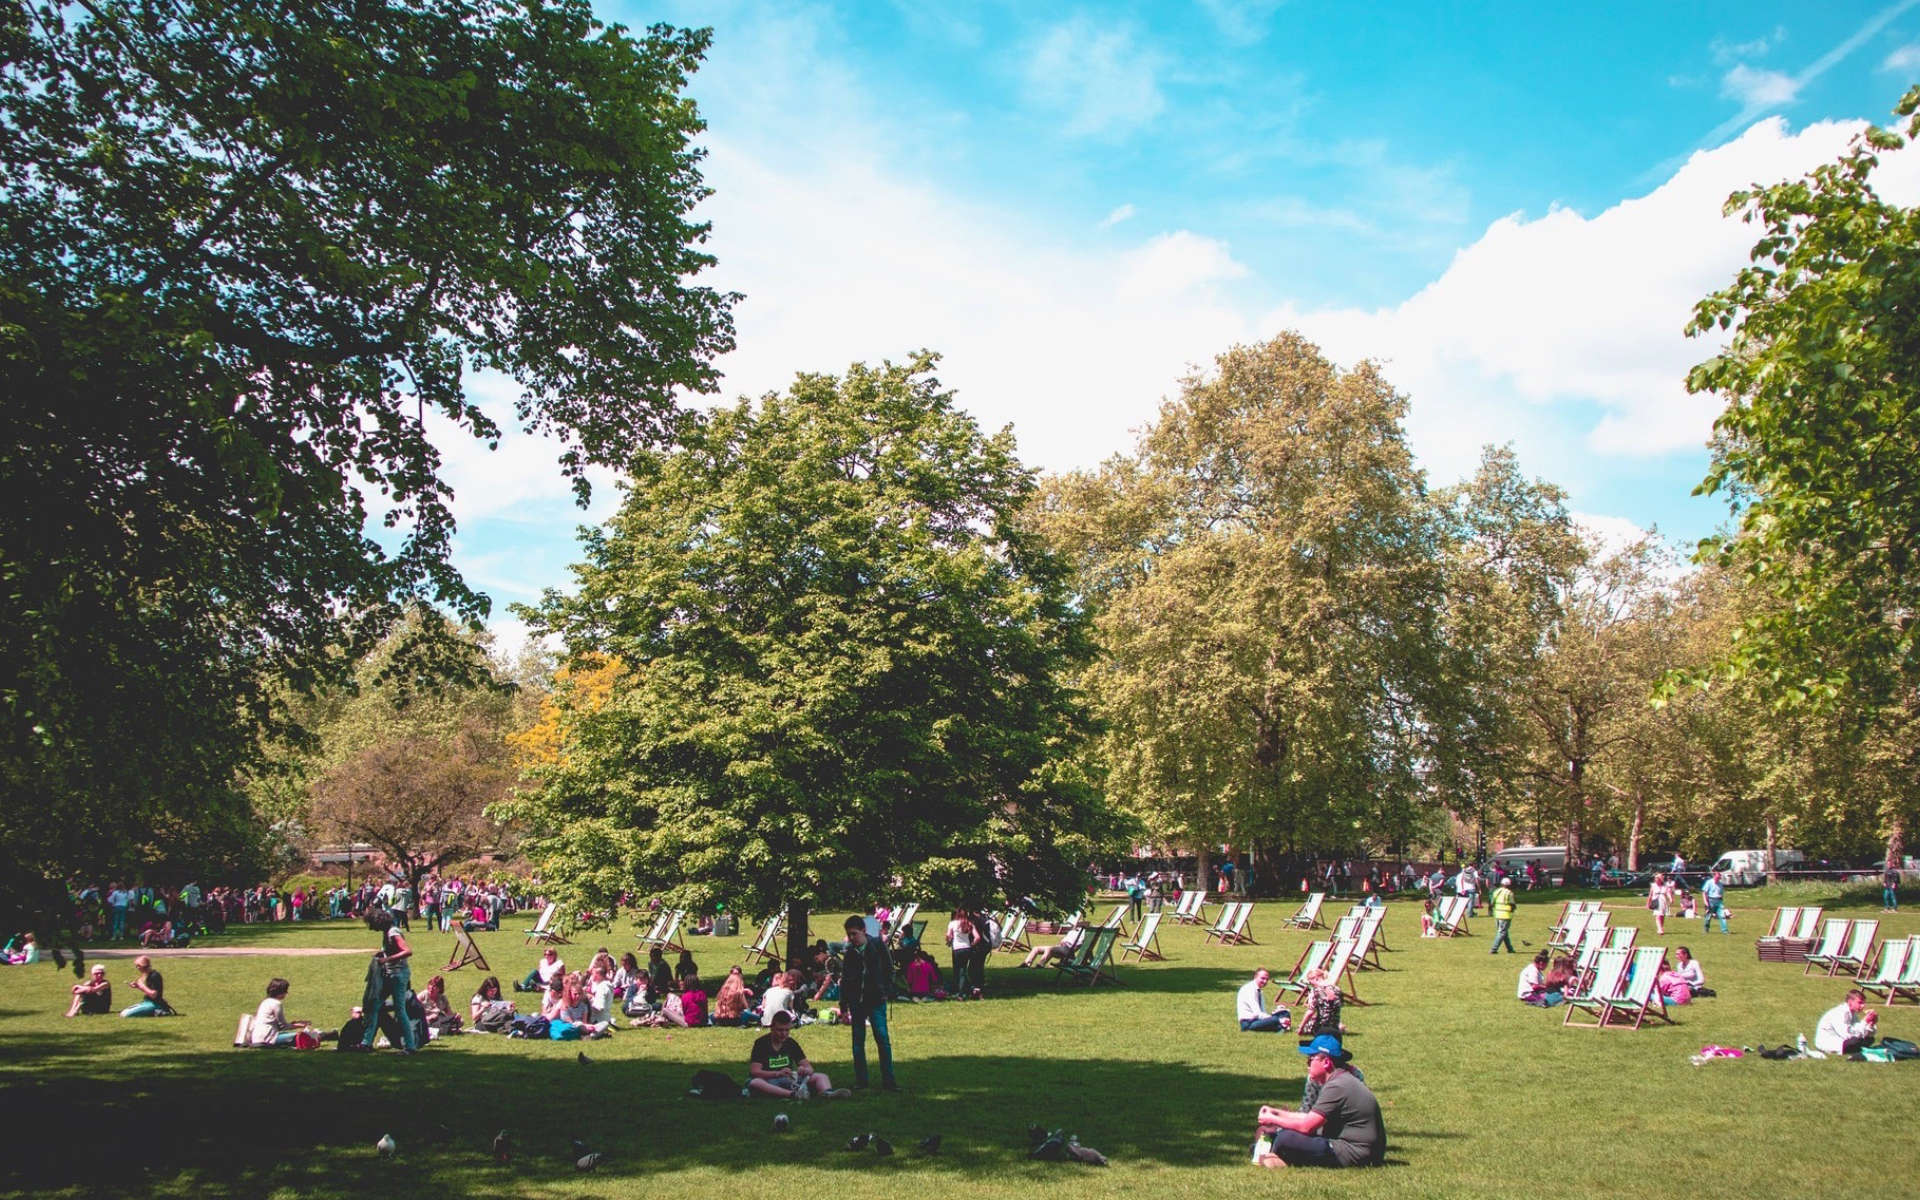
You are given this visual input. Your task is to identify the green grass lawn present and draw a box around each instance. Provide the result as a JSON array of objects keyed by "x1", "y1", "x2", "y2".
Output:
[{"x1": 3, "y1": 890, "x2": 1919, "y2": 1199}]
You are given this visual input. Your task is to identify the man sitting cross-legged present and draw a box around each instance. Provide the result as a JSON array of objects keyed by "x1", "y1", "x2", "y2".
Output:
[
  {"x1": 1236, "y1": 968, "x2": 1291, "y2": 1032},
  {"x1": 1253, "y1": 1035, "x2": 1386, "y2": 1169},
  {"x1": 747, "y1": 1010, "x2": 849, "y2": 1101}
]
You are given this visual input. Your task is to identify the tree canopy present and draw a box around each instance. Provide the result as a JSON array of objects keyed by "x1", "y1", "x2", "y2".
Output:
[
  {"x1": 508, "y1": 354, "x2": 1123, "y2": 942},
  {"x1": 0, "y1": 0, "x2": 733, "y2": 942}
]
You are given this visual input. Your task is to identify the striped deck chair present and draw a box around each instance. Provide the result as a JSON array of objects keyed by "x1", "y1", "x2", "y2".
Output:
[
  {"x1": 741, "y1": 915, "x2": 783, "y2": 964},
  {"x1": 1322, "y1": 937, "x2": 1363, "y2": 1004},
  {"x1": 1203, "y1": 901, "x2": 1244, "y2": 945},
  {"x1": 998, "y1": 911, "x2": 1031, "y2": 953},
  {"x1": 634, "y1": 909, "x2": 669, "y2": 946},
  {"x1": 1171, "y1": 890, "x2": 1205, "y2": 925},
  {"x1": 1349, "y1": 909, "x2": 1386, "y2": 970},
  {"x1": 890, "y1": 903, "x2": 921, "y2": 944},
  {"x1": 1220, "y1": 901, "x2": 1257, "y2": 946},
  {"x1": 1571, "y1": 928, "x2": 1608, "y2": 990},
  {"x1": 1799, "y1": 919, "x2": 1852, "y2": 976},
  {"x1": 1100, "y1": 903, "x2": 1132, "y2": 939},
  {"x1": 1053, "y1": 926, "x2": 1123, "y2": 987},
  {"x1": 1433, "y1": 896, "x2": 1472, "y2": 937},
  {"x1": 1606, "y1": 925, "x2": 1636, "y2": 952},
  {"x1": 1332, "y1": 914, "x2": 1359, "y2": 942},
  {"x1": 1830, "y1": 919, "x2": 1878, "y2": 977},
  {"x1": 1755, "y1": 906, "x2": 1802, "y2": 962},
  {"x1": 645, "y1": 909, "x2": 685, "y2": 955},
  {"x1": 1120, "y1": 911, "x2": 1165, "y2": 962},
  {"x1": 523, "y1": 903, "x2": 564, "y2": 945},
  {"x1": 1859, "y1": 937, "x2": 1916, "y2": 1002},
  {"x1": 1549, "y1": 910, "x2": 1597, "y2": 953},
  {"x1": 1549, "y1": 899, "x2": 1600, "y2": 939},
  {"x1": 1274, "y1": 939, "x2": 1335, "y2": 1000},
  {"x1": 1285, "y1": 892, "x2": 1328, "y2": 930},
  {"x1": 1563, "y1": 947, "x2": 1633, "y2": 1025},
  {"x1": 1595, "y1": 947, "x2": 1675, "y2": 1030}
]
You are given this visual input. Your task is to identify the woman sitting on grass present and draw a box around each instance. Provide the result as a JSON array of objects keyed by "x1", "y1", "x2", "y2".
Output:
[
  {"x1": 904, "y1": 948, "x2": 939, "y2": 999},
  {"x1": 420, "y1": 975, "x2": 462, "y2": 1034},
  {"x1": 1656, "y1": 952, "x2": 1695, "y2": 1006},
  {"x1": 1295, "y1": 970, "x2": 1343, "y2": 1038},
  {"x1": 552, "y1": 973, "x2": 611, "y2": 1039},
  {"x1": 64, "y1": 965, "x2": 112, "y2": 1016},
  {"x1": 713, "y1": 966, "x2": 757, "y2": 1026},
  {"x1": 121, "y1": 955, "x2": 174, "y2": 1017},
  {"x1": 250, "y1": 977, "x2": 314, "y2": 1046},
  {"x1": 1671, "y1": 946, "x2": 1709, "y2": 996},
  {"x1": 4, "y1": 932, "x2": 39, "y2": 965},
  {"x1": 469, "y1": 976, "x2": 515, "y2": 1031}
]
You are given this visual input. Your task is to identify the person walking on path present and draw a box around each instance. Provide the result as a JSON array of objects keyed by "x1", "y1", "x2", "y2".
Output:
[
  {"x1": 1649, "y1": 872, "x2": 1672, "y2": 936},
  {"x1": 840, "y1": 915, "x2": 899, "y2": 1091},
  {"x1": 1488, "y1": 878, "x2": 1517, "y2": 954},
  {"x1": 1884, "y1": 865, "x2": 1901, "y2": 913},
  {"x1": 1701, "y1": 871, "x2": 1730, "y2": 933}
]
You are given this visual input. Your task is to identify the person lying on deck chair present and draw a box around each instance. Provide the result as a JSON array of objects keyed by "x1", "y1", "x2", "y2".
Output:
[{"x1": 1019, "y1": 917, "x2": 1085, "y2": 968}]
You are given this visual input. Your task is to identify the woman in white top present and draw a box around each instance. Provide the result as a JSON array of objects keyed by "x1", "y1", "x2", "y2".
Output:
[
  {"x1": 1671, "y1": 946, "x2": 1705, "y2": 989},
  {"x1": 759, "y1": 971, "x2": 797, "y2": 1026},
  {"x1": 251, "y1": 977, "x2": 308, "y2": 1047},
  {"x1": 1648, "y1": 872, "x2": 1672, "y2": 935},
  {"x1": 944, "y1": 910, "x2": 976, "y2": 996}
]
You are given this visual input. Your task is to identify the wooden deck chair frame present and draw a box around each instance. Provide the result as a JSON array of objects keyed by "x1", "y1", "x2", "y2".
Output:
[
  {"x1": 523, "y1": 902, "x2": 563, "y2": 945},
  {"x1": 654, "y1": 910, "x2": 687, "y2": 955},
  {"x1": 1120, "y1": 911, "x2": 1166, "y2": 962},
  {"x1": 1349, "y1": 913, "x2": 1385, "y2": 971},
  {"x1": 1170, "y1": 890, "x2": 1199, "y2": 924},
  {"x1": 1203, "y1": 901, "x2": 1243, "y2": 945},
  {"x1": 1605, "y1": 925, "x2": 1634, "y2": 950},
  {"x1": 1789, "y1": 908, "x2": 1824, "y2": 940},
  {"x1": 1549, "y1": 910, "x2": 1595, "y2": 953},
  {"x1": 1563, "y1": 948, "x2": 1633, "y2": 1024},
  {"x1": 1801, "y1": 918, "x2": 1853, "y2": 976},
  {"x1": 442, "y1": 923, "x2": 490, "y2": 972},
  {"x1": 1286, "y1": 892, "x2": 1328, "y2": 930},
  {"x1": 742, "y1": 915, "x2": 783, "y2": 964},
  {"x1": 1831, "y1": 919, "x2": 1879, "y2": 977},
  {"x1": 1548, "y1": 899, "x2": 1598, "y2": 939},
  {"x1": 1886, "y1": 939, "x2": 1920, "y2": 1004},
  {"x1": 1053, "y1": 926, "x2": 1123, "y2": 986},
  {"x1": 1275, "y1": 940, "x2": 1335, "y2": 1000},
  {"x1": 887, "y1": 903, "x2": 920, "y2": 945},
  {"x1": 1322, "y1": 937, "x2": 1364, "y2": 1004},
  {"x1": 998, "y1": 911, "x2": 1031, "y2": 953},
  {"x1": 1221, "y1": 901, "x2": 1257, "y2": 946},
  {"x1": 637, "y1": 910, "x2": 670, "y2": 946},
  {"x1": 1859, "y1": 937, "x2": 1916, "y2": 1001},
  {"x1": 1761, "y1": 906, "x2": 1799, "y2": 940},
  {"x1": 1434, "y1": 896, "x2": 1472, "y2": 937},
  {"x1": 1598, "y1": 947, "x2": 1674, "y2": 1030},
  {"x1": 1333, "y1": 914, "x2": 1359, "y2": 942},
  {"x1": 1100, "y1": 903, "x2": 1132, "y2": 939}
]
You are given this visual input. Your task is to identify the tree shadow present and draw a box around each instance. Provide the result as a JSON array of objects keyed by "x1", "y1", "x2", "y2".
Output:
[{"x1": 0, "y1": 1027, "x2": 1418, "y2": 1195}]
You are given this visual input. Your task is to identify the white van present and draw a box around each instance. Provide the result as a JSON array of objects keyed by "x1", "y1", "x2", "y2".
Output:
[
  {"x1": 1709, "y1": 848, "x2": 1804, "y2": 886},
  {"x1": 1489, "y1": 845, "x2": 1568, "y2": 885}
]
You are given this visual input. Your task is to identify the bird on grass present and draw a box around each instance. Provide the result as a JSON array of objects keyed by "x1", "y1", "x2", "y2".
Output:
[
  {"x1": 492, "y1": 1130, "x2": 511, "y2": 1164},
  {"x1": 1063, "y1": 1138, "x2": 1109, "y2": 1167},
  {"x1": 845, "y1": 1133, "x2": 873, "y2": 1152},
  {"x1": 376, "y1": 1134, "x2": 397, "y2": 1158},
  {"x1": 577, "y1": 1051, "x2": 593, "y2": 1066},
  {"x1": 576, "y1": 1151, "x2": 604, "y2": 1172},
  {"x1": 916, "y1": 1134, "x2": 941, "y2": 1155},
  {"x1": 570, "y1": 1137, "x2": 590, "y2": 1158},
  {"x1": 873, "y1": 1137, "x2": 894, "y2": 1158}
]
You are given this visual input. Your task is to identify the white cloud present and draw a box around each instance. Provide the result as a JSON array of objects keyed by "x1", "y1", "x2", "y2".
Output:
[
  {"x1": 1720, "y1": 64, "x2": 1799, "y2": 108},
  {"x1": 1883, "y1": 43, "x2": 1920, "y2": 72},
  {"x1": 1710, "y1": 28, "x2": 1786, "y2": 65},
  {"x1": 1099, "y1": 202, "x2": 1138, "y2": 228},
  {"x1": 1196, "y1": 0, "x2": 1288, "y2": 44},
  {"x1": 1024, "y1": 17, "x2": 1166, "y2": 137}
]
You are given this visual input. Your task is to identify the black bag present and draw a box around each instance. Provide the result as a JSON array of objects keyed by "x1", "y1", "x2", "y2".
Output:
[
  {"x1": 688, "y1": 1069, "x2": 740, "y2": 1099},
  {"x1": 1879, "y1": 1037, "x2": 1920, "y2": 1060},
  {"x1": 475, "y1": 1005, "x2": 514, "y2": 1034}
]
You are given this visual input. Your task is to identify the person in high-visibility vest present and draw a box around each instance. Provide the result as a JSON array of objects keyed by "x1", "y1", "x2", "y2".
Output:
[{"x1": 1488, "y1": 878, "x2": 1517, "y2": 954}]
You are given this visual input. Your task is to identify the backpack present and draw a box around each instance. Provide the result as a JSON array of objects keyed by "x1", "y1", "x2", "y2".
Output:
[
  {"x1": 475, "y1": 1004, "x2": 515, "y2": 1034},
  {"x1": 1878, "y1": 1036, "x2": 1920, "y2": 1060},
  {"x1": 981, "y1": 917, "x2": 1002, "y2": 951},
  {"x1": 688, "y1": 1069, "x2": 740, "y2": 1100}
]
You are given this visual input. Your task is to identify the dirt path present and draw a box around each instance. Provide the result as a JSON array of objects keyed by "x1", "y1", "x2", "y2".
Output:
[{"x1": 81, "y1": 946, "x2": 371, "y2": 959}]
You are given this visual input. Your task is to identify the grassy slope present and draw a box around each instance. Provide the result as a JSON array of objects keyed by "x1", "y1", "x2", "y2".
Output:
[{"x1": 2, "y1": 889, "x2": 1918, "y2": 1199}]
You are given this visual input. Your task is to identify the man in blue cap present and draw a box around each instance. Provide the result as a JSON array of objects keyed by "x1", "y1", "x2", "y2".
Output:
[{"x1": 1252, "y1": 1035, "x2": 1385, "y2": 1169}]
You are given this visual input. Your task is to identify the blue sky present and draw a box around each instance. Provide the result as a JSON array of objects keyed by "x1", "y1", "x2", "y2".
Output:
[{"x1": 436, "y1": 1, "x2": 1920, "y2": 651}]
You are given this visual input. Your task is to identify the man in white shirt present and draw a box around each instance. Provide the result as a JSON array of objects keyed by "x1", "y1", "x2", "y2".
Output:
[
  {"x1": 1237, "y1": 969, "x2": 1290, "y2": 1032},
  {"x1": 1814, "y1": 989, "x2": 1878, "y2": 1055}
]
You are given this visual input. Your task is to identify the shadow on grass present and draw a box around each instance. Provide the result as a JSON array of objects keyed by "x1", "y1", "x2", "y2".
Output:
[{"x1": 0, "y1": 1025, "x2": 1364, "y2": 1196}]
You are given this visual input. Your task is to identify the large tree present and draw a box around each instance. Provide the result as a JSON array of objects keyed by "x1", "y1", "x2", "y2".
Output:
[
  {"x1": 1687, "y1": 85, "x2": 1920, "y2": 867},
  {"x1": 508, "y1": 355, "x2": 1121, "y2": 961},
  {"x1": 0, "y1": 0, "x2": 733, "y2": 944}
]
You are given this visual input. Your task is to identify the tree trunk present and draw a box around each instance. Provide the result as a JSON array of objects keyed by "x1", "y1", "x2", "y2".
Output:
[
  {"x1": 784, "y1": 898, "x2": 810, "y2": 970},
  {"x1": 1626, "y1": 791, "x2": 1645, "y2": 872},
  {"x1": 1195, "y1": 844, "x2": 1212, "y2": 896},
  {"x1": 1888, "y1": 815, "x2": 1906, "y2": 874},
  {"x1": 1764, "y1": 814, "x2": 1779, "y2": 885}
]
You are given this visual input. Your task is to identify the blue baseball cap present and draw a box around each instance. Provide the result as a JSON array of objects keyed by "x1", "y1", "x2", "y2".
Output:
[{"x1": 1298, "y1": 1035, "x2": 1352, "y2": 1061}]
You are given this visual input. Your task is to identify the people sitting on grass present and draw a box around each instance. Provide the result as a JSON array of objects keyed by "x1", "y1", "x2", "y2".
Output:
[
  {"x1": 1018, "y1": 916, "x2": 1085, "y2": 968},
  {"x1": 121, "y1": 955, "x2": 175, "y2": 1017},
  {"x1": 549, "y1": 972, "x2": 611, "y2": 1039},
  {"x1": 679, "y1": 975, "x2": 709, "y2": 1028},
  {"x1": 515, "y1": 947, "x2": 564, "y2": 994},
  {"x1": 1814, "y1": 988, "x2": 1878, "y2": 1056},
  {"x1": 64, "y1": 965, "x2": 112, "y2": 1016},
  {"x1": 746, "y1": 1010, "x2": 849, "y2": 1100},
  {"x1": 904, "y1": 948, "x2": 939, "y2": 999},
  {"x1": 1253, "y1": 1035, "x2": 1385, "y2": 1169},
  {"x1": 250, "y1": 977, "x2": 317, "y2": 1046},
  {"x1": 759, "y1": 970, "x2": 799, "y2": 1025},
  {"x1": 1295, "y1": 969, "x2": 1344, "y2": 1038},
  {"x1": 1419, "y1": 898, "x2": 1437, "y2": 938},
  {"x1": 614, "y1": 952, "x2": 640, "y2": 1001},
  {"x1": 1518, "y1": 950, "x2": 1551, "y2": 1004},
  {"x1": 3, "y1": 932, "x2": 39, "y2": 964},
  {"x1": 1655, "y1": 953, "x2": 1695, "y2": 1007},
  {"x1": 1237, "y1": 968, "x2": 1292, "y2": 1032},
  {"x1": 1670, "y1": 946, "x2": 1710, "y2": 997},
  {"x1": 469, "y1": 976, "x2": 516, "y2": 1032},
  {"x1": 713, "y1": 966, "x2": 758, "y2": 1026},
  {"x1": 420, "y1": 975, "x2": 463, "y2": 1034}
]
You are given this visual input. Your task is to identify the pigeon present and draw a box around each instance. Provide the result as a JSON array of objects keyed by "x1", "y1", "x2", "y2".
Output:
[
  {"x1": 577, "y1": 1051, "x2": 593, "y2": 1066},
  {"x1": 576, "y1": 1151, "x2": 604, "y2": 1172},
  {"x1": 845, "y1": 1133, "x2": 873, "y2": 1152},
  {"x1": 492, "y1": 1129, "x2": 511, "y2": 1163},
  {"x1": 773, "y1": 1113, "x2": 790, "y2": 1132},
  {"x1": 1064, "y1": 1139, "x2": 1109, "y2": 1167},
  {"x1": 570, "y1": 1137, "x2": 590, "y2": 1158},
  {"x1": 916, "y1": 1134, "x2": 941, "y2": 1155},
  {"x1": 376, "y1": 1133, "x2": 397, "y2": 1158},
  {"x1": 873, "y1": 1137, "x2": 894, "y2": 1158}
]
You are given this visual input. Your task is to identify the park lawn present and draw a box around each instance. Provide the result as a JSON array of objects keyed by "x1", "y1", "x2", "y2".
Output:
[{"x1": 2, "y1": 890, "x2": 1918, "y2": 1199}]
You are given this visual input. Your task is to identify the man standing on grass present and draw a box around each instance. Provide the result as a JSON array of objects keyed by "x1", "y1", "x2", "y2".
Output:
[
  {"x1": 1702, "y1": 871, "x2": 1730, "y2": 933},
  {"x1": 1488, "y1": 877, "x2": 1517, "y2": 954},
  {"x1": 840, "y1": 915, "x2": 899, "y2": 1091},
  {"x1": 1253, "y1": 1035, "x2": 1385, "y2": 1169}
]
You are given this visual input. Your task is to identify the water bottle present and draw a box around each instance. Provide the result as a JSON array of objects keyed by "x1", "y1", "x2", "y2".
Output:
[
  {"x1": 1796, "y1": 1033, "x2": 1808, "y2": 1055},
  {"x1": 1252, "y1": 1135, "x2": 1272, "y2": 1163}
]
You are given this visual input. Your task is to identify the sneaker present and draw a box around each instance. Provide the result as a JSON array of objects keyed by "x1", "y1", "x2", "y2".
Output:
[{"x1": 826, "y1": 1087, "x2": 851, "y2": 1099}]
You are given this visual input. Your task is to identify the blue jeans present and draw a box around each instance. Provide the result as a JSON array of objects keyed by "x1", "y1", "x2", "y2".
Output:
[
  {"x1": 363, "y1": 965, "x2": 418, "y2": 1051},
  {"x1": 1886, "y1": 886, "x2": 1899, "y2": 911},
  {"x1": 1240, "y1": 1013, "x2": 1287, "y2": 1032},
  {"x1": 1265, "y1": 1128, "x2": 1342, "y2": 1167},
  {"x1": 109, "y1": 908, "x2": 128, "y2": 939},
  {"x1": 848, "y1": 1002, "x2": 895, "y2": 1087},
  {"x1": 1704, "y1": 901, "x2": 1729, "y2": 932},
  {"x1": 121, "y1": 1000, "x2": 170, "y2": 1017},
  {"x1": 1490, "y1": 919, "x2": 1514, "y2": 953}
]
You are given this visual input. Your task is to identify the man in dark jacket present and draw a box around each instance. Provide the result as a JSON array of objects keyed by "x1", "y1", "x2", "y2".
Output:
[{"x1": 840, "y1": 915, "x2": 898, "y2": 1091}]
